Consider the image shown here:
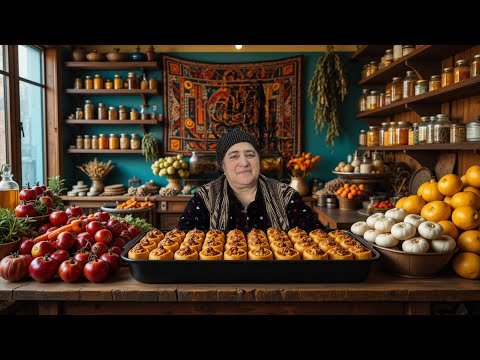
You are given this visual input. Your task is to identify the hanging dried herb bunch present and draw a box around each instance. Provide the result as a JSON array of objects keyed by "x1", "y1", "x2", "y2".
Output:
[
  {"x1": 308, "y1": 45, "x2": 347, "y2": 146},
  {"x1": 141, "y1": 132, "x2": 160, "y2": 162}
]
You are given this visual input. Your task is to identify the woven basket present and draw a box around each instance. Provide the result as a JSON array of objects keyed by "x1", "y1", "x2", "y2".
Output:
[{"x1": 337, "y1": 196, "x2": 361, "y2": 210}]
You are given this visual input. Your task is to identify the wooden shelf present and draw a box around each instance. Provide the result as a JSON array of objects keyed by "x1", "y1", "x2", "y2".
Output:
[
  {"x1": 65, "y1": 119, "x2": 158, "y2": 125},
  {"x1": 358, "y1": 142, "x2": 480, "y2": 151},
  {"x1": 351, "y1": 45, "x2": 391, "y2": 62},
  {"x1": 67, "y1": 149, "x2": 142, "y2": 154},
  {"x1": 65, "y1": 89, "x2": 159, "y2": 96},
  {"x1": 64, "y1": 61, "x2": 159, "y2": 70}
]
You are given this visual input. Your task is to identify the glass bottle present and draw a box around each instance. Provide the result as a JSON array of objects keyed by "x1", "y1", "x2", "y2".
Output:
[
  {"x1": 148, "y1": 77, "x2": 158, "y2": 90},
  {"x1": 99, "y1": 134, "x2": 108, "y2": 149},
  {"x1": 367, "y1": 126, "x2": 379, "y2": 146},
  {"x1": 391, "y1": 77, "x2": 403, "y2": 102},
  {"x1": 127, "y1": 72, "x2": 138, "y2": 89},
  {"x1": 93, "y1": 74, "x2": 104, "y2": 89},
  {"x1": 418, "y1": 116, "x2": 429, "y2": 144},
  {"x1": 74, "y1": 78, "x2": 83, "y2": 89},
  {"x1": 402, "y1": 70, "x2": 418, "y2": 99},
  {"x1": 120, "y1": 134, "x2": 130, "y2": 149},
  {"x1": 118, "y1": 105, "x2": 128, "y2": 120},
  {"x1": 472, "y1": 54, "x2": 480, "y2": 78},
  {"x1": 146, "y1": 45, "x2": 156, "y2": 61},
  {"x1": 104, "y1": 79, "x2": 113, "y2": 89},
  {"x1": 442, "y1": 67, "x2": 454, "y2": 87},
  {"x1": 98, "y1": 103, "x2": 108, "y2": 120},
  {"x1": 189, "y1": 151, "x2": 198, "y2": 175},
  {"x1": 359, "y1": 89, "x2": 369, "y2": 112},
  {"x1": 84, "y1": 75, "x2": 93, "y2": 89},
  {"x1": 379, "y1": 92, "x2": 385, "y2": 107},
  {"x1": 108, "y1": 106, "x2": 118, "y2": 120},
  {"x1": 429, "y1": 75, "x2": 441, "y2": 91},
  {"x1": 140, "y1": 104, "x2": 150, "y2": 120},
  {"x1": 84, "y1": 100, "x2": 94, "y2": 120},
  {"x1": 426, "y1": 116, "x2": 437, "y2": 144},
  {"x1": 359, "y1": 130, "x2": 367, "y2": 146},
  {"x1": 83, "y1": 135, "x2": 92, "y2": 149},
  {"x1": 109, "y1": 134, "x2": 119, "y2": 150},
  {"x1": 130, "y1": 134, "x2": 141, "y2": 150},
  {"x1": 114, "y1": 74, "x2": 123, "y2": 89},
  {"x1": 130, "y1": 108, "x2": 139, "y2": 120},
  {"x1": 91, "y1": 135, "x2": 99, "y2": 150},
  {"x1": 433, "y1": 114, "x2": 451, "y2": 144},
  {"x1": 75, "y1": 107, "x2": 84, "y2": 120},
  {"x1": 454, "y1": 59, "x2": 470, "y2": 83},
  {"x1": 140, "y1": 74, "x2": 149, "y2": 90},
  {"x1": 0, "y1": 164, "x2": 20, "y2": 210},
  {"x1": 367, "y1": 90, "x2": 379, "y2": 110}
]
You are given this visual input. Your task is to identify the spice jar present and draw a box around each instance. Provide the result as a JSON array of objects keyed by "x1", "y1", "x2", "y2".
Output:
[
  {"x1": 130, "y1": 134, "x2": 141, "y2": 150},
  {"x1": 450, "y1": 124, "x2": 466, "y2": 143},
  {"x1": 74, "y1": 78, "x2": 83, "y2": 89},
  {"x1": 104, "y1": 79, "x2": 113, "y2": 89},
  {"x1": 471, "y1": 54, "x2": 480, "y2": 78},
  {"x1": 120, "y1": 134, "x2": 130, "y2": 149},
  {"x1": 114, "y1": 74, "x2": 123, "y2": 89},
  {"x1": 359, "y1": 89, "x2": 369, "y2": 112},
  {"x1": 396, "y1": 121, "x2": 409, "y2": 145},
  {"x1": 391, "y1": 77, "x2": 403, "y2": 102},
  {"x1": 402, "y1": 70, "x2": 418, "y2": 99},
  {"x1": 359, "y1": 129, "x2": 367, "y2": 146},
  {"x1": 418, "y1": 116, "x2": 429, "y2": 144},
  {"x1": 383, "y1": 49, "x2": 393, "y2": 67},
  {"x1": 433, "y1": 114, "x2": 451, "y2": 144},
  {"x1": 130, "y1": 108, "x2": 139, "y2": 120},
  {"x1": 84, "y1": 75, "x2": 93, "y2": 89},
  {"x1": 360, "y1": 157, "x2": 373, "y2": 174},
  {"x1": 76, "y1": 135, "x2": 84, "y2": 149},
  {"x1": 385, "y1": 82, "x2": 392, "y2": 106},
  {"x1": 119, "y1": 105, "x2": 128, "y2": 120},
  {"x1": 84, "y1": 100, "x2": 94, "y2": 120},
  {"x1": 426, "y1": 116, "x2": 437, "y2": 144},
  {"x1": 402, "y1": 45, "x2": 416, "y2": 56},
  {"x1": 454, "y1": 59, "x2": 470, "y2": 83},
  {"x1": 369, "y1": 61, "x2": 379, "y2": 75},
  {"x1": 367, "y1": 90, "x2": 379, "y2": 110},
  {"x1": 91, "y1": 135, "x2": 99, "y2": 150},
  {"x1": 414, "y1": 79, "x2": 428, "y2": 96},
  {"x1": 442, "y1": 67, "x2": 454, "y2": 87},
  {"x1": 93, "y1": 74, "x2": 104, "y2": 89},
  {"x1": 108, "y1": 106, "x2": 118, "y2": 120},
  {"x1": 408, "y1": 123, "x2": 419, "y2": 145},
  {"x1": 109, "y1": 133, "x2": 119, "y2": 150},
  {"x1": 148, "y1": 77, "x2": 158, "y2": 90},
  {"x1": 379, "y1": 122, "x2": 389, "y2": 146},
  {"x1": 75, "y1": 107, "x2": 84, "y2": 120},
  {"x1": 466, "y1": 118, "x2": 480, "y2": 141},
  {"x1": 99, "y1": 134, "x2": 108, "y2": 149},
  {"x1": 429, "y1": 75, "x2": 441, "y2": 91},
  {"x1": 83, "y1": 135, "x2": 92, "y2": 149},
  {"x1": 387, "y1": 122, "x2": 397, "y2": 146},
  {"x1": 127, "y1": 72, "x2": 138, "y2": 89},
  {"x1": 393, "y1": 45, "x2": 403, "y2": 60},
  {"x1": 367, "y1": 126, "x2": 379, "y2": 146},
  {"x1": 140, "y1": 104, "x2": 150, "y2": 120},
  {"x1": 98, "y1": 103, "x2": 107, "y2": 120}
]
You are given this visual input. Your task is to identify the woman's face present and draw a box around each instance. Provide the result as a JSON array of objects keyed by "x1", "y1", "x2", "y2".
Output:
[{"x1": 223, "y1": 142, "x2": 260, "y2": 188}]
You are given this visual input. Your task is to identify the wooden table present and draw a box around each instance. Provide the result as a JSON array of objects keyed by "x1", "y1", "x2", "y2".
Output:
[
  {"x1": 2, "y1": 265, "x2": 479, "y2": 315},
  {"x1": 314, "y1": 206, "x2": 368, "y2": 230}
]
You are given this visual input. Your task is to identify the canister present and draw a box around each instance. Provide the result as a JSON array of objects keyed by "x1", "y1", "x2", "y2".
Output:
[{"x1": 466, "y1": 118, "x2": 480, "y2": 141}]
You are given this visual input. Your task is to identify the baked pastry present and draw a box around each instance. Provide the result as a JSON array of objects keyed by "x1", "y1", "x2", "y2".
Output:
[
  {"x1": 349, "y1": 244, "x2": 373, "y2": 260},
  {"x1": 148, "y1": 245, "x2": 174, "y2": 260},
  {"x1": 247, "y1": 235, "x2": 270, "y2": 251},
  {"x1": 144, "y1": 230, "x2": 165, "y2": 244},
  {"x1": 226, "y1": 231, "x2": 246, "y2": 244},
  {"x1": 267, "y1": 227, "x2": 287, "y2": 241},
  {"x1": 181, "y1": 237, "x2": 202, "y2": 253},
  {"x1": 302, "y1": 244, "x2": 328, "y2": 260},
  {"x1": 290, "y1": 233, "x2": 310, "y2": 244},
  {"x1": 205, "y1": 230, "x2": 225, "y2": 245},
  {"x1": 274, "y1": 247, "x2": 301, "y2": 260},
  {"x1": 199, "y1": 246, "x2": 223, "y2": 260},
  {"x1": 287, "y1": 226, "x2": 307, "y2": 239},
  {"x1": 339, "y1": 238, "x2": 361, "y2": 250},
  {"x1": 327, "y1": 230, "x2": 344, "y2": 241},
  {"x1": 309, "y1": 229, "x2": 329, "y2": 243},
  {"x1": 224, "y1": 246, "x2": 248, "y2": 261},
  {"x1": 163, "y1": 233, "x2": 183, "y2": 245},
  {"x1": 334, "y1": 233, "x2": 355, "y2": 245},
  {"x1": 185, "y1": 228, "x2": 205, "y2": 244},
  {"x1": 158, "y1": 237, "x2": 180, "y2": 253},
  {"x1": 327, "y1": 246, "x2": 354, "y2": 260},
  {"x1": 294, "y1": 237, "x2": 316, "y2": 256},
  {"x1": 270, "y1": 240, "x2": 293, "y2": 253},
  {"x1": 248, "y1": 247, "x2": 273, "y2": 260},
  {"x1": 166, "y1": 228, "x2": 185, "y2": 241},
  {"x1": 139, "y1": 238, "x2": 157, "y2": 252},
  {"x1": 203, "y1": 238, "x2": 224, "y2": 252},
  {"x1": 227, "y1": 229, "x2": 246, "y2": 241},
  {"x1": 318, "y1": 238, "x2": 338, "y2": 253},
  {"x1": 247, "y1": 228, "x2": 267, "y2": 242},
  {"x1": 174, "y1": 245, "x2": 199, "y2": 260},
  {"x1": 128, "y1": 244, "x2": 150, "y2": 260},
  {"x1": 224, "y1": 240, "x2": 248, "y2": 252}
]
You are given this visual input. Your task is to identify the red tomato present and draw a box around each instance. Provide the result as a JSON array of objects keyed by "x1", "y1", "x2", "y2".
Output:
[
  {"x1": 100, "y1": 251, "x2": 121, "y2": 273},
  {"x1": 83, "y1": 258, "x2": 109, "y2": 282},
  {"x1": 75, "y1": 232, "x2": 94, "y2": 251},
  {"x1": 65, "y1": 205, "x2": 83, "y2": 218},
  {"x1": 94, "y1": 229, "x2": 113, "y2": 244},
  {"x1": 43, "y1": 189, "x2": 54, "y2": 199},
  {"x1": 38, "y1": 195, "x2": 53, "y2": 208},
  {"x1": 15, "y1": 202, "x2": 36, "y2": 217},
  {"x1": 28, "y1": 255, "x2": 59, "y2": 282},
  {"x1": 0, "y1": 253, "x2": 30, "y2": 281},
  {"x1": 37, "y1": 222, "x2": 54, "y2": 235},
  {"x1": 113, "y1": 236, "x2": 127, "y2": 249},
  {"x1": 54, "y1": 231, "x2": 76, "y2": 251},
  {"x1": 109, "y1": 245, "x2": 122, "y2": 256},
  {"x1": 50, "y1": 249, "x2": 70, "y2": 264},
  {"x1": 32, "y1": 183, "x2": 45, "y2": 197},
  {"x1": 91, "y1": 241, "x2": 108, "y2": 257},
  {"x1": 74, "y1": 251, "x2": 90, "y2": 266},
  {"x1": 58, "y1": 258, "x2": 84, "y2": 283},
  {"x1": 19, "y1": 188, "x2": 37, "y2": 201},
  {"x1": 127, "y1": 225, "x2": 142, "y2": 239},
  {"x1": 18, "y1": 238, "x2": 35, "y2": 255},
  {"x1": 86, "y1": 221, "x2": 103, "y2": 236},
  {"x1": 106, "y1": 219, "x2": 122, "y2": 237},
  {"x1": 31, "y1": 241, "x2": 55, "y2": 258},
  {"x1": 49, "y1": 211, "x2": 68, "y2": 227},
  {"x1": 94, "y1": 211, "x2": 110, "y2": 222}
]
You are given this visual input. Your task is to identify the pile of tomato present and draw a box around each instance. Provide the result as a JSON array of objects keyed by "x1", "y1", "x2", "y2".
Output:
[
  {"x1": 372, "y1": 200, "x2": 394, "y2": 209},
  {"x1": 0, "y1": 206, "x2": 142, "y2": 283}
]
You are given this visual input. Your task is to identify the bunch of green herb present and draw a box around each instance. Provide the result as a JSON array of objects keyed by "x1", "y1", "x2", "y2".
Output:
[
  {"x1": 110, "y1": 214, "x2": 154, "y2": 233},
  {"x1": 308, "y1": 45, "x2": 348, "y2": 146},
  {"x1": 47, "y1": 175, "x2": 67, "y2": 210},
  {"x1": 0, "y1": 208, "x2": 35, "y2": 244},
  {"x1": 141, "y1": 132, "x2": 160, "y2": 162}
]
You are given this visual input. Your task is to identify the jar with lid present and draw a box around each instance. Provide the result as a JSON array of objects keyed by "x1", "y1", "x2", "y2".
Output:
[
  {"x1": 75, "y1": 107, "x2": 84, "y2": 120},
  {"x1": 130, "y1": 134, "x2": 141, "y2": 150},
  {"x1": 109, "y1": 134, "x2": 119, "y2": 150},
  {"x1": 108, "y1": 106, "x2": 118, "y2": 120},
  {"x1": 387, "y1": 122, "x2": 397, "y2": 146},
  {"x1": 372, "y1": 151, "x2": 384, "y2": 173},
  {"x1": 83, "y1": 135, "x2": 92, "y2": 149},
  {"x1": 91, "y1": 135, "x2": 99, "y2": 150},
  {"x1": 369, "y1": 61, "x2": 378, "y2": 75},
  {"x1": 76, "y1": 135, "x2": 84, "y2": 149},
  {"x1": 454, "y1": 59, "x2": 470, "y2": 83},
  {"x1": 402, "y1": 71, "x2": 418, "y2": 99},
  {"x1": 140, "y1": 74, "x2": 149, "y2": 90},
  {"x1": 84, "y1": 100, "x2": 94, "y2": 120},
  {"x1": 442, "y1": 67, "x2": 454, "y2": 87},
  {"x1": 429, "y1": 75, "x2": 441, "y2": 91},
  {"x1": 426, "y1": 116, "x2": 437, "y2": 144},
  {"x1": 415, "y1": 79, "x2": 428, "y2": 96},
  {"x1": 151, "y1": 105, "x2": 158, "y2": 121},
  {"x1": 396, "y1": 121, "x2": 409, "y2": 145},
  {"x1": 99, "y1": 134, "x2": 108, "y2": 149},
  {"x1": 367, "y1": 90, "x2": 379, "y2": 110},
  {"x1": 148, "y1": 77, "x2": 158, "y2": 90},
  {"x1": 379, "y1": 122, "x2": 389, "y2": 146},
  {"x1": 84, "y1": 75, "x2": 93, "y2": 89},
  {"x1": 472, "y1": 54, "x2": 480, "y2": 78},
  {"x1": 104, "y1": 79, "x2": 113, "y2": 89},
  {"x1": 360, "y1": 157, "x2": 373, "y2": 174},
  {"x1": 358, "y1": 89, "x2": 369, "y2": 112},
  {"x1": 93, "y1": 74, "x2": 104, "y2": 89},
  {"x1": 402, "y1": 45, "x2": 415, "y2": 56},
  {"x1": 379, "y1": 92, "x2": 385, "y2": 107},
  {"x1": 114, "y1": 74, "x2": 123, "y2": 89},
  {"x1": 433, "y1": 114, "x2": 451, "y2": 144},
  {"x1": 367, "y1": 126, "x2": 379, "y2": 146},
  {"x1": 384, "y1": 82, "x2": 392, "y2": 106},
  {"x1": 379, "y1": 56, "x2": 385, "y2": 69},
  {"x1": 140, "y1": 104, "x2": 150, "y2": 120},
  {"x1": 391, "y1": 77, "x2": 403, "y2": 102},
  {"x1": 119, "y1": 105, "x2": 128, "y2": 120},
  {"x1": 130, "y1": 108, "x2": 139, "y2": 120},
  {"x1": 98, "y1": 103, "x2": 107, "y2": 120},
  {"x1": 393, "y1": 45, "x2": 403, "y2": 60},
  {"x1": 127, "y1": 72, "x2": 138, "y2": 89},
  {"x1": 359, "y1": 129, "x2": 367, "y2": 146},
  {"x1": 466, "y1": 117, "x2": 480, "y2": 141},
  {"x1": 120, "y1": 134, "x2": 130, "y2": 149},
  {"x1": 74, "y1": 78, "x2": 83, "y2": 89},
  {"x1": 418, "y1": 116, "x2": 429, "y2": 144},
  {"x1": 384, "y1": 49, "x2": 393, "y2": 66},
  {"x1": 408, "y1": 123, "x2": 419, "y2": 145},
  {"x1": 450, "y1": 124, "x2": 466, "y2": 143}
]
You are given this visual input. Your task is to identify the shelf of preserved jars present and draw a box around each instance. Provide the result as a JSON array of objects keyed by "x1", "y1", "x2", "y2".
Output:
[
  {"x1": 67, "y1": 149, "x2": 142, "y2": 154},
  {"x1": 64, "y1": 61, "x2": 159, "y2": 70},
  {"x1": 65, "y1": 89, "x2": 159, "y2": 96},
  {"x1": 357, "y1": 75, "x2": 480, "y2": 118},
  {"x1": 65, "y1": 119, "x2": 159, "y2": 125},
  {"x1": 358, "y1": 141, "x2": 480, "y2": 151}
]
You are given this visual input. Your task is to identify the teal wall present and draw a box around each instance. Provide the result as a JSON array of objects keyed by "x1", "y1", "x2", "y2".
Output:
[{"x1": 61, "y1": 51, "x2": 365, "y2": 190}]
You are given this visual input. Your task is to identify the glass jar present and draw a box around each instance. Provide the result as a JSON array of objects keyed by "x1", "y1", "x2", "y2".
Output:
[
  {"x1": 130, "y1": 108, "x2": 139, "y2": 120},
  {"x1": 414, "y1": 79, "x2": 428, "y2": 96},
  {"x1": 130, "y1": 134, "x2": 141, "y2": 150},
  {"x1": 450, "y1": 124, "x2": 466, "y2": 143},
  {"x1": 140, "y1": 74, "x2": 149, "y2": 90},
  {"x1": 189, "y1": 151, "x2": 198, "y2": 175},
  {"x1": 114, "y1": 74, "x2": 123, "y2": 89},
  {"x1": 104, "y1": 79, "x2": 113, "y2": 89},
  {"x1": 379, "y1": 92, "x2": 385, "y2": 107},
  {"x1": 120, "y1": 134, "x2": 130, "y2": 149},
  {"x1": 149, "y1": 77, "x2": 158, "y2": 90},
  {"x1": 384, "y1": 82, "x2": 392, "y2": 106},
  {"x1": 466, "y1": 118, "x2": 480, "y2": 141},
  {"x1": 99, "y1": 134, "x2": 108, "y2": 149},
  {"x1": 91, "y1": 135, "x2": 99, "y2": 150},
  {"x1": 408, "y1": 123, "x2": 419, "y2": 145},
  {"x1": 454, "y1": 59, "x2": 470, "y2": 83},
  {"x1": 393, "y1": 45, "x2": 403, "y2": 60},
  {"x1": 367, "y1": 90, "x2": 379, "y2": 110},
  {"x1": 93, "y1": 74, "x2": 104, "y2": 89},
  {"x1": 384, "y1": 49, "x2": 393, "y2": 66},
  {"x1": 379, "y1": 122, "x2": 389, "y2": 146},
  {"x1": 109, "y1": 134, "x2": 119, "y2": 150},
  {"x1": 359, "y1": 129, "x2": 367, "y2": 146},
  {"x1": 76, "y1": 135, "x2": 84, "y2": 149},
  {"x1": 84, "y1": 75, "x2": 93, "y2": 89},
  {"x1": 396, "y1": 121, "x2": 409, "y2": 145},
  {"x1": 127, "y1": 72, "x2": 138, "y2": 89},
  {"x1": 151, "y1": 105, "x2": 158, "y2": 121},
  {"x1": 84, "y1": 100, "x2": 94, "y2": 120},
  {"x1": 403, "y1": 70, "x2": 418, "y2": 99},
  {"x1": 472, "y1": 54, "x2": 480, "y2": 78},
  {"x1": 98, "y1": 103, "x2": 107, "y2": 120},
  {"x1": 75, "y1": 107, "x2": 84, "y2": 120},
  {"x1": 83, "y1": 135, "x2": 92, "y2": 149},
  {"x1": 74, "y1": 78, "x2": 83, "y2": 89},
  {"x1": 387, "y1": 122, "x2": 397, "y2": 146},
  {"x1": 118, "y1": 105, "x2": 128, "y2": 120},
  {"x1": 367, "y1": 126, "x2": 379, "y2": 146},
  {"x1": 433, "y1": 114, "x2": 451, "y2": 144},
  {"x1": 0, "y1": 164, "x2": 20, "y2": 210},
  {"x1": 108, "y1": 106, "x2": 118, "y2": 120},
  {"x1": 369, "y1": 61, "x2": 378, "y2": 75},
  {"x1": 402, "y1": 45, "x2": 416, "y2": 56},
  {"x1": 442, "y1": 67, "x2": 454, "y2": 87},
  {"x1": 359, "y1": 89, "x2": 369, "y2": 112},
  {"x1": 418, "y1": 116, "x2": 429, "y2": 144},
  {"x1": 429, "y1": 75, "x2": 441, "y2": 91},
  {"x1": 360, "y1": 157, "x2": 373, "y2": 174},
  {"x1": 426, "y1": 116, "x2": 437, "y2": 144},
  {"x1": 140, "y1": 104, "x2": 150, "y2": 120},
  {"x1": 372, "y1": 151, "x2": 384, "y2": 173},
  {"x1": 391, "y1": 77, "x2": 403, "y2": 102},
  {"x1": 361, "y1": 64, "x2": 369, "y2": 79}
]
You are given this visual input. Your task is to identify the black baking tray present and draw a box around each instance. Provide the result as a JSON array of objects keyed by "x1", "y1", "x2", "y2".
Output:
[{"x1": 121, "y1": 230, "x2": 380, "y2": 283}]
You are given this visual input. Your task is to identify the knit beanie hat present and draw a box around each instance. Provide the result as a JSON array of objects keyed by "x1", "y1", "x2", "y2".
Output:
[{"x1": 216, "y1": 127, "x2": 260, "y2": 168}]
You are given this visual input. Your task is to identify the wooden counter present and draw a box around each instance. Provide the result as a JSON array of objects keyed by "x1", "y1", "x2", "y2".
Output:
[
  {"x1": 2, "y1": 265, "x2": 479, "y2": 315},
  {"x1": 313, "y1": 206, "x2": 368, "y2": 230}
]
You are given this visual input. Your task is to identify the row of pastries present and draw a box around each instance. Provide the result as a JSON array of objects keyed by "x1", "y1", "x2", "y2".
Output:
[{"x1": 127, "y1": 227, "x2": 372, "y2": 261}]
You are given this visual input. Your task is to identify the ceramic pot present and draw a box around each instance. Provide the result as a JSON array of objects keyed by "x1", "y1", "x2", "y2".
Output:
[
  {"x1": 130, "y1": 46, "x2": 147, "y2": 61},
  {"x1": 72, "y1": 47, "x2": 87, "y2": 61},
  {"x1": 289, "y1": 177, "x2": 310, "y2": 196},
  {"x1": 166, "y1": 178, "x2": 182, "y2": 192},
  {"x1": 90, "y1": 177, "x2": 105, "y2": 194}
]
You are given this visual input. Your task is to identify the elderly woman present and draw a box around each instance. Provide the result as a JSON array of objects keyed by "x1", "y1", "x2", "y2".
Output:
[{"x1": 177, "y1": 127, "x2": 325, "y2": 232}]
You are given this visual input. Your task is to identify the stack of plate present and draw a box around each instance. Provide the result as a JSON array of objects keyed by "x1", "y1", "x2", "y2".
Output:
[
  {"x1": 102, "y1": 184, "x2": 127, "y2": 196},
  {"x1": 67, "y1": 181, "x2": 89, "y2": 196},
  {"x1": 144, "y1": 180, "x2": 160, "y2": 194}
]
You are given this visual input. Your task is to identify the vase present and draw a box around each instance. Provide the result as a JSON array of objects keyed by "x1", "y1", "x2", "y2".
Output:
[
  {"x1": 289, "y1": 177, "x2": 310, "y2": 196},
  {"x1": 166, "y1": 178, "x2": 183, "y2": 192},
  {"x1": 90, "y1": 177, "x2": 105, "y2": 194}
]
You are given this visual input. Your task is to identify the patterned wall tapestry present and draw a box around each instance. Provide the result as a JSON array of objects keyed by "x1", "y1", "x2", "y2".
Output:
[{"x1": 162, "y1": 55, "x2": 303, "y2": 156}]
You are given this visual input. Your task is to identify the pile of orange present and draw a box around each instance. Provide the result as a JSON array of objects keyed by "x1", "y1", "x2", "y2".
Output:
[{"x1": 335, "y1": 183, "x2": 365, "y2": 199}]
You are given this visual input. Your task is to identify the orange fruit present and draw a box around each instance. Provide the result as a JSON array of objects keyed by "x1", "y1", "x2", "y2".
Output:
[
  {"x1": 461, "y1": 174, "x2": 469, "y2": 188},
  {"x1": 420, "y1": 200, "x2": 452, "y2": 222},
  {"x1": 450, "y1": 191, "x2": 480, "y2": 210},
  {"x1": 466, "y1": 165, "x2": 480, "y2": 188},
  {"x1": 464, "y1": 186, "x2": 480, "y2": 198},
  {"x1": 421, "y1": 179, "x2": 445, "y2": 203},
  {"x1": 438, "y1": 220, "x2": 460, "y2": 240},
  {"x1": 451, "y1": 206, "x2": 480, "y2": 230},
  {"x1": 444, "y1": 196, "x2": 452, "y2": 207},
  {"x1": 395, "y1": 197, "x2": 406, "y2": 209},
  {"x1": 437, "y1": 174, "x2": 464, "y2": 196},
  {"x1": 457, "y1": 230, "x2": 480, "y2": 254},
  {"x1": 417, "y1": 182, "x2": 428, "y2": 197},
  {"x1": 452, "y1": 252, "x2": 480, "y2": 279},
  {"x1": 402, "y1": 195, "x2": 426, "y2": 214}
]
